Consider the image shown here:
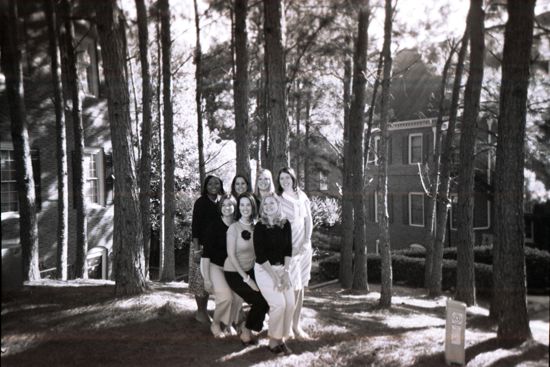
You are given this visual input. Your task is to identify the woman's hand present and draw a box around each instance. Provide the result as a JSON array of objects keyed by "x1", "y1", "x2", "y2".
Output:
[
  {"x1": 193, "y1": 247, "x2": 203, "y2": 263},
  {"x1": 245, "y1": 277, "x2": 260, "y2": 292},
  {"x1": 278, "y1": 270, "x2": 291, "y2": 291},
  {"x1": 204, "y1": 278, "x2": 213, "y2": 293}
]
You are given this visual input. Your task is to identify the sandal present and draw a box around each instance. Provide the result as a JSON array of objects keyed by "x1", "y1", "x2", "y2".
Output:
[
  {"x1": 210, "y1": 323, "x2": 225, "y2": 338},
  {"x1": 281, "y1": 342, "x2": 293, "y2": 355},
  {"x1": 240, "y1": 336, "x2": 258, "y2": 346}
]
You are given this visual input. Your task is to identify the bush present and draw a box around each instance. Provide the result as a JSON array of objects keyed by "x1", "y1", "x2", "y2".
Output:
[
  {"x1": 310, "y1": 196, "x2": 341, "y2": 228},
  {"x1": 319, "y1": 252, "x2": 540, "y2": 295}
]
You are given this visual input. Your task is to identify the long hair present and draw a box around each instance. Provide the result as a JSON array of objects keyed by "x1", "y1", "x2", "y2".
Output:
[
  {"x1": 235, "y1": 192, "x2": 258, "y2": 220},
  {"x1": 217, "y1": 193, "x2": 236, "y2": 215},
  {"x1": 231, "y1": 174, "x2": 252, "y2": 198},
  {"x1": 253, "y1": 168, "x2": 276, "y2": 197},
  {"x1": 259, "y1": 193, "x2": 287, "y2": 228},
  {"x1": 276, "y1": 167, "x2": 298, "y2": 195},
  {"x1": 201, "y1": 174, "x2": 225, "y2": 197}
]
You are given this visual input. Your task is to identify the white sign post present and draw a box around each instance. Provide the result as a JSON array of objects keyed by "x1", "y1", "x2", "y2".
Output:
[{"x1": 445, "y1": 299, "x2": 466, "y2": 365}]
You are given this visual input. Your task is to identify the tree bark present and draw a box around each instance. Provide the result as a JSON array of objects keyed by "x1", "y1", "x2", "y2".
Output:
[
  {"x1": 304, "y1": 91, "x2": 311, "y2": 193},
  {"x1": 233, "y1": 0, "x2": 252, "y2": 182},
  {"x1": 349, "y1": 2, "x2": 369, "y2": 291},
  {"x1": 95, "y1": 0, "x2": 146, "y2": 295},
  {"x1": 45, "y1": 0, "x2": 69, "y2": 280},
  {"x1": 426, "y1": 48, "x2": 454, "y2": 296},
  {"x1": 60, "y1": 0, "x2": 88, "y2": 279},
  {"x1": 493, "y1": 0, "x2": 534, "y2": 346},
  {"x1": 194, "y1": 0, "x2": 206, "y2": 184},
  {"x1": 456, "y1": 0, "x2": 485, "y2": 306},
  {"x1": 377, "y1": 0, "x2": 392, "y2": 307},
  {"x1": 263, "y1": 0, "x2": 288, "y2": 172},
  {"x1": 340, "y1": 53, "x2": 353, "y2": 288},
  {"x1": 136, "y1": 0, "x2": 153, "y2": 280},
  {"x1": 0, "y1": 0, "x2": 41, "y2": 281},
  {"x1": 160, "y1": 0, "x2": 175, "y2": 281}
]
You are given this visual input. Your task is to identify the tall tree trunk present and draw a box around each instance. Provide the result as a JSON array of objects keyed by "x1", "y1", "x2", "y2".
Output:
[
  {"x1": 156, "y1": 3, "x2": 165, "y2": 279},
  {"x1": 433, "y1": 27, "x2": 469, "y2": 295},
  {"x1": 456, "y1": 0, "x2": 485, "y2": 306},
  {"x1": 160, "y1": 0, "x2": 175, "y2": 281},
  {"x1": 294, "y1": 81, "x2": 302, "y2": 183},
  {"x1": 194, "y1": 0, "x2": 206, "y2": 184},
  {"x1": 233, "y1": 0, "x2": 251, "y2": 182},
  {"x1": 493, "y1": 0, "x2": 534, "y2": 346},
  {"x1": 426, "y1": 49, "x2": 454, "y2": 296},
  {"x1": 45, "y1": 0, "x2": 69, "y2": 280},
  {"x1": 263, "y1": 0, "x2": 288, "y2": 172},
  {"x1": 0, "y1": 0, "x2": 41, "y2": 281},
  {"x1": 60, "y1": 0, "x2": 88, "y2": 279},
  {"x1": 340, "y1": 52, "x2": 353, "y2": 288},
  {"x1": 377, "y1": 0, "x2": 392, "y2": 306},
  {"x1": 136, "y1": 0, "x2": 153, "y2": 280},
  {"x1": 304, "y1": 89, "x2": 311, "y2": 193},
  {"x1": 349, "y1": 2, "x2": 369, "y2": 291},
  {"x1": 95, "y1": 0, "x2": 146, "y2": 295}
]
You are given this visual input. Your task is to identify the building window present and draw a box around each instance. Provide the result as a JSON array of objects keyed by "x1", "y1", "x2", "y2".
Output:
[
  {"x1": 77, "y1": 38, "x2": 99, "y2": 97},
  {"x1": 1, "y1": 148, "x2": 17, "y2": 213},
  {"x1": 1, "y1": 143, "x2": 41, "y2": 214},
  {"x1": 84, "y1": 148, "x2": 104, "y2": 205},
  {"x1": 409, "y1": 133, "x2": 423, "y2": 164},
  {"x1": 450, "y1": 194, "x2": 491, "y2": 230},
  {"x1": 409, "y1": 192, "x2": 424, "y2": 227},
  {"x1": 319, "y1": 171, "x2": 328, "y2": 191}
]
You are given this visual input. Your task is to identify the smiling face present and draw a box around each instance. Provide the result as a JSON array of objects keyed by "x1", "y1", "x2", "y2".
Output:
[
  {"x1": 220, "y1": 198, "x2": 235, "y2": 217},
  {"x1": 206, "y1": 177, "x2": 221, "y2": 196},
  {"x1": 279, "y1": 172, "x2": 294, "y2": 192},
  {"x1": 234, "y1": 177, "x2": 248, "y2": 195},
  {"x1": 239, "y1": 197, "x2": 253, "y2": 220},
  {"x1": 257, "y1": 172, "x2": 272, "y2": 191},
  {"x1": 262, "y1": 196, "x2": 278, "y2": 217}
]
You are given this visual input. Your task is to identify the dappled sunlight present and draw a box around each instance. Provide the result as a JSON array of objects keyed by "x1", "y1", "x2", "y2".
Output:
[
  {"x1": 531, "y1": 320, "x2": 550, "y2": 346},
  {"x1": 379, "y1": 313, "x2": 445, "y2": 329}
]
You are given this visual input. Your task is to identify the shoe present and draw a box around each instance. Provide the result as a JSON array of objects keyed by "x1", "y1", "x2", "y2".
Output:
[
  {"x1": 240, "y1": 336, "x2": 258, "y2": 346},
  {"x1": 210, "y1": 323, "x2": 225, "y2": 338},
  {"x1": 293, "y1": 327, "x2": 311, "y2": 340},
  {"x1": 225, "y1": 325, "x2": 238, "y2": 336},
  {"x1": 281, "y1": 342, "x2": 293, "y2": 355},
  {"x1": 267, "y1": 344, "x2": 285, "y2": 356}
]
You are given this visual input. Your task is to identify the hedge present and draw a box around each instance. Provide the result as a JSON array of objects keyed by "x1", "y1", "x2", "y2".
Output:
[{"x1": 319, "y1": 252, "x2": 547, "y2": 295}]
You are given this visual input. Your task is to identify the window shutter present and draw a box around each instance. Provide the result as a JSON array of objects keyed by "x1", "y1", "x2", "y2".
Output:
[
  {"x1": 402, "y1": 193, "x2": 409, "y2": 225},
  {"x1": 31, "y1": 148, "x2": 41, "y2": 212},
  {"x1": 368, "y1": 191, "x2": 375, "y2": 222},
  {"x1": 402, "y1": 136, "x2": 408, "y2": 165},
  {"x1": 104, "y1": 152, "x2": 114, "y2": 205},
  {"x1": 424, "y1": 194, "x2": 430, "y2": 227},
  {"x1": 388, "y1": 136, "x2": 392, "y2": 165},
  {"x1": 423, "y1": 132, "x2": 431, "y2": 163}
]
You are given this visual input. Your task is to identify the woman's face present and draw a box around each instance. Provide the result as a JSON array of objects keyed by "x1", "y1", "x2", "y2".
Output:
[
  {"x1": 234, "y1": 177, "x2": 248, "y2": 195},
  {"x1": 207, "y1": 178, "x2": 221, "y2": 196},
  {"x1": 239, "y1": 197, "x2": 252, "y2": 219},
  {"x1": 279, "y1": 172, "x2": 294, "y2": 191},
  {"x1": 257, "y1": 173, "x2": 271, "y2": 191},
  {"x1": 262, "y1": 197, "x2": 278, "y2": 216},
  {"x1": 221, "y1": 199, "x2": 234, "y2": 217}
]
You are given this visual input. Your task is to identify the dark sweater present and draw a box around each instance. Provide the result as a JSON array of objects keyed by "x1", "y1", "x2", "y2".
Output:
[
  {"x1": 202, "y1": 217, "x2": 229, "y2": 267},
  {"x1": 191, "y1": 195, "x2": 219, "y2": 244},
  {"x1": 253, "y1": 221, "x2": 292, "y2": 265}
]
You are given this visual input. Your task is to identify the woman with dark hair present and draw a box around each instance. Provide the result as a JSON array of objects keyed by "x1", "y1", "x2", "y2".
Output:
[
  {"x1": 231, "y1": 174, "x2": 252, "y2": 199},
  {"x1": 201, "y1": 194, "x2": 243, "y2": 338},
  {"x1": 254, "y1": 193, "x2": 294, "y2": 355},
  {"x1": 190, "y1": 175, "x2": 225, "y2": 324},
  {"x1": 253, "y1": 168, "x2": 276, "y2": 207},
  {"x1": 277, "y1": 167, "x2": 313, "y2": 340},
  {"x1": 224, "y1": 192, "x2": 269, "y2": 345}
]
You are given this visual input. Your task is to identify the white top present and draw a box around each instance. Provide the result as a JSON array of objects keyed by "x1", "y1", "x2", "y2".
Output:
[
  {"x1": 280, "y1": 190, "x2": 311, "y2": 253},
  {"x1": 224, "y1": 221, "x2": 256, "y2": 272}
]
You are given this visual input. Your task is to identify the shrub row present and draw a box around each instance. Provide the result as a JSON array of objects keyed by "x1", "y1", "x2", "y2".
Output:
[{"x1": 319, "y1": 252, "x2": 548, "y2": 295}]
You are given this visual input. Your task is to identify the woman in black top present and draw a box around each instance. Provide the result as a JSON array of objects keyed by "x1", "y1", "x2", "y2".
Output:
[
  {"x1": 190, "y1": 175, "x2": 224, "y2": 324},
  {"x1": 201, "y1": 194, "x2": 243, "y2": 338},
  {"x1": 254, "y1": 193, "x2": 294, "y2": 355}
]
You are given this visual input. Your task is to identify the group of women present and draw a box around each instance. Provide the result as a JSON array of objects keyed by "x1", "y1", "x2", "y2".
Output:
[{"x1": 190, "y1": 167, "x2": 313, "y2": 355}]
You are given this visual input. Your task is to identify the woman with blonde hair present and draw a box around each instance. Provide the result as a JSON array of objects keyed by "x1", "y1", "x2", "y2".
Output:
[
  {"x1": 253, "y1": 168, "x2": 276, "y2": 206},
  {"x1": 277, "y1": 167, "x2": 313, "y2": 340},
  {"x1": 254, "y1": 193, "x2": 294, "y2": 355}
]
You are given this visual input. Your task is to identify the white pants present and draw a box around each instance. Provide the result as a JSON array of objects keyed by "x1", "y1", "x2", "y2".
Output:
[
  {"x1": 290, "y1": 243, "x2": 313, "y2": 290},
  {"x1": 209, "y1": 263, "x2": 242, "y2": 326},
  {"x1": 255, "y1": 264, "x2": 295, "y2": 340}
]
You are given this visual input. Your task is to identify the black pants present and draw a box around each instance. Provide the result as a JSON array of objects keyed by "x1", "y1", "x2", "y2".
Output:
[{"x1": 224, "y1": 269, "x2": 269, "y2": 332}]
